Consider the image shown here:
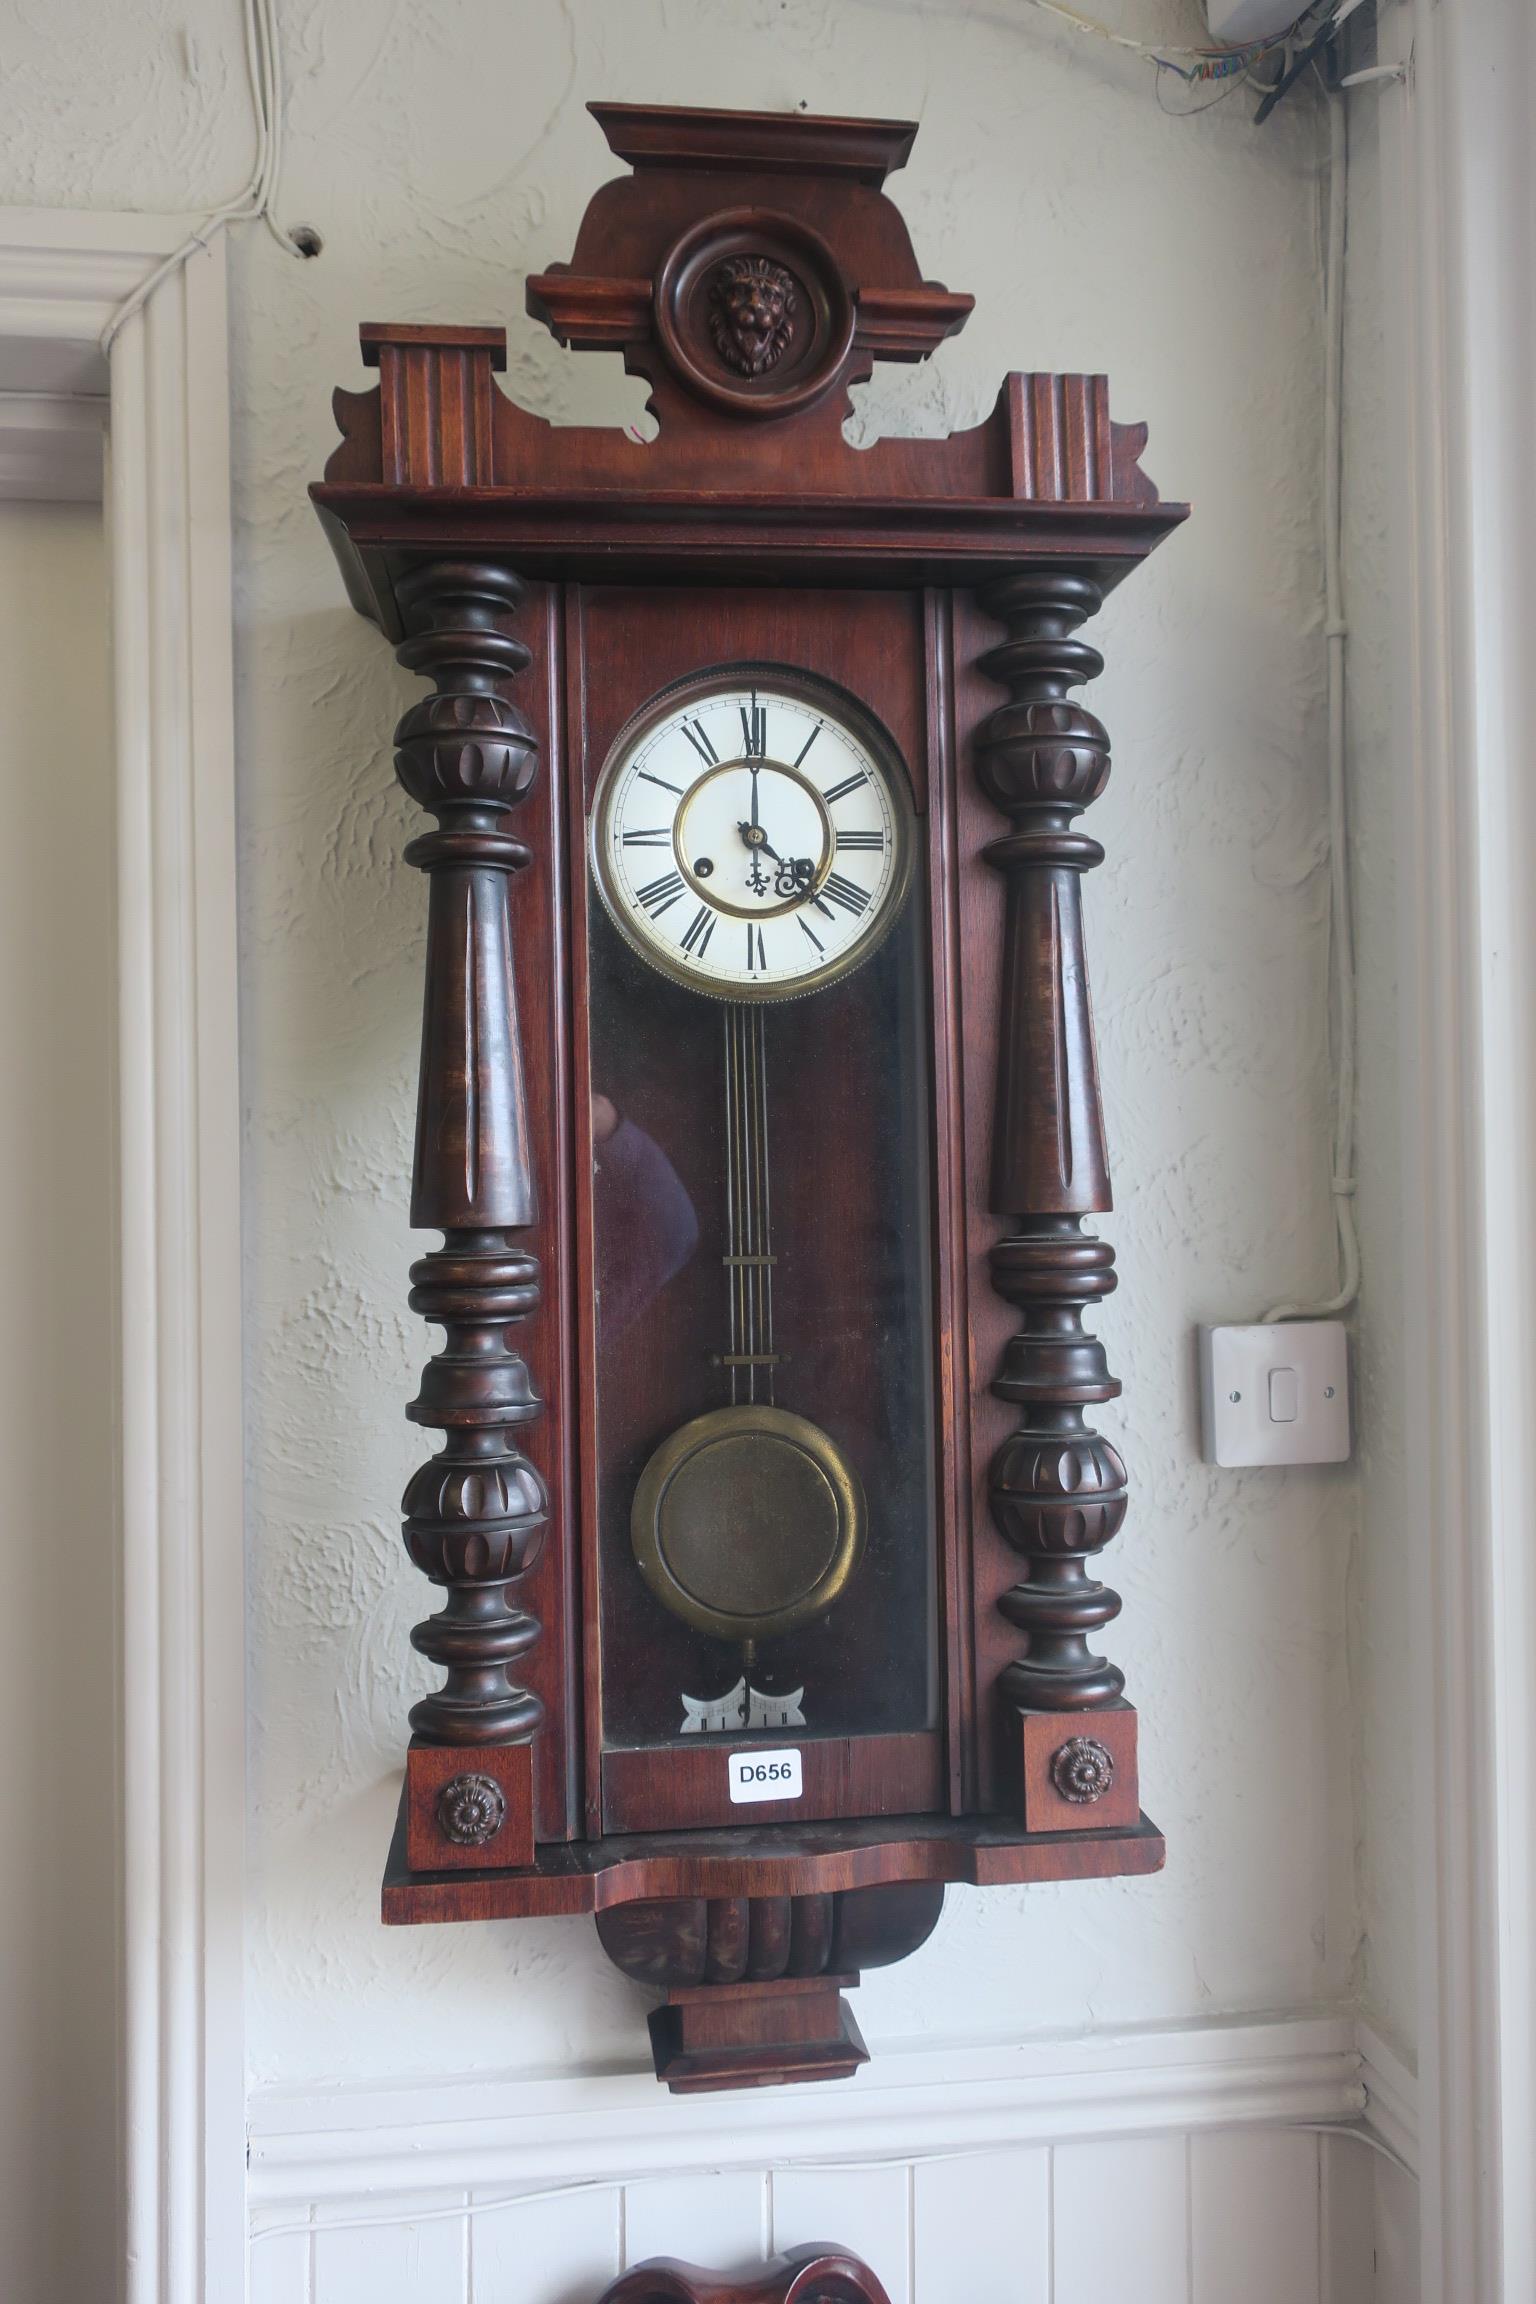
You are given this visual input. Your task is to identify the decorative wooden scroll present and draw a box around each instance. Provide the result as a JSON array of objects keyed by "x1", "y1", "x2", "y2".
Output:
[
  {"x1": 392, "y1": 561, "x2": 547, "y2": 1871},
  {"x1": 595, "y1": 1882, "x2": 943, "y2": 2092},
  {"x1": 597, "y1": 2248, "x2": 891, "y2": 2304}
]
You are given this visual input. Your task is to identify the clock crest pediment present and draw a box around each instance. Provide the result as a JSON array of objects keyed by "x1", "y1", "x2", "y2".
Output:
[{"x1": 314, "y1": 102, "x2": 1184, "y2": 627}]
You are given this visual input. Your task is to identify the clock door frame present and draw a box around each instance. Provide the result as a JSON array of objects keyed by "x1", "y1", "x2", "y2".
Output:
[{"x1": 563, "y1": 579, "x2": 969, "y2": 1839}]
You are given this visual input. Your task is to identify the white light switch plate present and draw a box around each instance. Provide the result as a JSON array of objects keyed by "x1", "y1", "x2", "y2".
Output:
[{"x1": 1198, "y1": 1320, "x2": 1351, "y2": 1467}]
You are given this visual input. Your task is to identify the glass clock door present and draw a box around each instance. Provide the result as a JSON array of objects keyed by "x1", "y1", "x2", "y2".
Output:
[{"x1": 581, "y1": 663, "x2": 942, "y2": 1831}]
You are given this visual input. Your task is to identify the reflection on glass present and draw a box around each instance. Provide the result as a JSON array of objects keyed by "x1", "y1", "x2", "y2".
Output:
[{"x1": 588, "y1": 878, "x2": 939, "y2": 1749}]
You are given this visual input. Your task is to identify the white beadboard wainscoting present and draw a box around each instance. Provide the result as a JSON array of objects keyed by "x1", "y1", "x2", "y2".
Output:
[{"x1": 248, "y1": 2017, "x2": 1418, "y2": 2304}]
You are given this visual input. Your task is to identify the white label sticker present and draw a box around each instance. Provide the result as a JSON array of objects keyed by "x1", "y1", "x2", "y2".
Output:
[{"x1": 727, "y1": 1747, "x2": 803, "y2": 1805}]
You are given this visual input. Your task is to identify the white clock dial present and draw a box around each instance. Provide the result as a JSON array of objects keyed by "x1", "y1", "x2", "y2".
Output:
[{"x1": 591, "y1": 674, "x2": 913, "y2": 999}]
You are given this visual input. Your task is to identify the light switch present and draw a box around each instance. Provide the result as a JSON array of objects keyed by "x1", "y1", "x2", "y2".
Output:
[{"x1": 1198, "y1": 1321, "x2": 1350, "y2": 1467}]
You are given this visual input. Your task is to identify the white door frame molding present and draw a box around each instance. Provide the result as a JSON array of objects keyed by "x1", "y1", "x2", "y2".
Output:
[
  {"x1": 1387, "y1": 3, "x2": 1536, "y2": 2297},
  {"x1": 0, "y1": 210, "x2": 246, "y2": 2304}
]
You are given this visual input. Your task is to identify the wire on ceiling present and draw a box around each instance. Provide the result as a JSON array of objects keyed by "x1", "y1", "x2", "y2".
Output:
[{"x1": 99, "y1": 0, "x2": 310, "y2": 355}]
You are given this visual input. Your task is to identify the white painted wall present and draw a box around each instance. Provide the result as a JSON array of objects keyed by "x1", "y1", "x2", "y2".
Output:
[
  {"x1": 0, "y1": 3, "x2": 1423, "y2": 2297},
  {"x1": 0, "y1": 500, "x2": 116, "y2": 2304},
  {"x1": 232, "y1": 0, "x2": 1351, "y2": 2089}
]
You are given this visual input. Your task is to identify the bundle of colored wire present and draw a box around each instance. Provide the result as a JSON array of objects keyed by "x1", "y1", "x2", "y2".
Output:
[{"x1": 1018, "y1": 0, "x2": 1345, "y2": 88}]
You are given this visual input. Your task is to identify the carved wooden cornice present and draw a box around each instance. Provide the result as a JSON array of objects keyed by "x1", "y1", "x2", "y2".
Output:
[{"x1": 312, "y1": 102, "x2": 1185, "y2": 630}]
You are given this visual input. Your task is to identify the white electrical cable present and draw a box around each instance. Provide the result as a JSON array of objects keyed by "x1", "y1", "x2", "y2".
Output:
[
  {"x1": 248, "y1": 2116, "x2": 1411, "y2": 2246},
  {"x1": 1263, "y1": 91, "x2": 1359, "y2": 1322},
  {"x1": 99, "y1": 0, "x2": 308, "y2": 355}
]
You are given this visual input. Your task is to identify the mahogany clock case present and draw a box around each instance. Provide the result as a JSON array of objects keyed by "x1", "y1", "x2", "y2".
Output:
[{"x1": 311, "y1": 98, "x2": 1188, "y2": 2080}]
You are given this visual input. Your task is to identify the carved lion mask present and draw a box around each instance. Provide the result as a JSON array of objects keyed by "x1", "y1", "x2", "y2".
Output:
[{"x1": 707, "y1": 256, "x2": 798, "y2": 377}]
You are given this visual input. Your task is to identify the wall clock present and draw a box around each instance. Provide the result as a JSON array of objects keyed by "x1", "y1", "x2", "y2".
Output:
[{"x1": 312, "y1": 99, "x2": 1186, "y2": 2093}]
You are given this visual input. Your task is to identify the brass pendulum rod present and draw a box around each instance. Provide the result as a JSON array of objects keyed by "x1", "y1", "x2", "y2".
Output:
[
  {"x1": 757, "y1": 1007, "x2": 774, "y2": 1406},
  {"x1": 718, "y1": 1003, "x2": 777, "y2": 1404}
]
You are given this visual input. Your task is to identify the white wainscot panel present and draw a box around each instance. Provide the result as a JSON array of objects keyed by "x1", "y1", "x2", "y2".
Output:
[
  {"x1": 472, "y1": 2187, "x2": 622, "y2": 2304},
  {"x1": 1052, "y1": 2135, "x2": 1189, "y2": 2304},
  {"x1": 912, "y1": 2146, "x2": 1049, "y2": 2304},
  {"x1": 283, "y1": 2136, "x2": 1409, "y2": 2304},
  {"x1": 312, "y1": 2188, "x2": 467, "y2": 2304},
  {"x1": 622, "y1": 2170, "x2": 769, "y2": 2271},
  {"x1": 1193, "y1": 2129, "x2": 1319, "y2": 2303},
  {"x1": 261, "y1": 2017, "x2": 1405, "y2": 2304},
  {"x1": 1321, "y1": 2133, "x2": 1376, "y2": 2304},
  {"x1": 771, "y1": 2164, "x2": 911, "y2": 2304},
  {"x1": 250, "y1": 2225, "x2": 310, "y2": 2304},
  {"x1": 1373, "y1": 2156, "x2": 1421, "y2": 2304}
]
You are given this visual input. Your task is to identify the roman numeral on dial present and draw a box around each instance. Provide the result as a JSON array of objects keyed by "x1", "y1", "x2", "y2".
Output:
[
  {"x1": 636, "y1": 870, "x2": 685, "y2": 919},
  {"x1": 740, "y1": 700, "x2": 767, "y2": 757},
  {"x1": 680, "y1": 719, "x2": 718, "y2": 767},
  {"x1": 745, "y1": 923, "x2": 767, "y2": 972},
  {"x1": 680, "y1": 903, "x2": 715, "y2": 957},
  {"x1": 823, "y1": 770, "x2": 869, "y2": 805},
  {"x1": 622, "y1": 827, "x2": 672, "y2": 847},
  {"x1": 820, "y1": 872, "x2": 871, "y2": 916},
  {"x1": 835, "y1": 830, "x2": 884, "y2": 852}
]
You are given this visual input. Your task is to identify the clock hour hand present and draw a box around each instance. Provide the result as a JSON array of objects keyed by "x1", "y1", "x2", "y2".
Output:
[{"x1": 736, "y1": 818, "x2": 814, "y2": 899}]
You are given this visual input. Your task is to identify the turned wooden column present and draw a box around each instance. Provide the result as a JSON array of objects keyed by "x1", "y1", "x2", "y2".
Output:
[
  {"x1": 392, "y1": 559, "x2": 547, "y2": 1869},
  {"x1": 974, "y1": 568, "x2": 1139, "y2": 1831}
]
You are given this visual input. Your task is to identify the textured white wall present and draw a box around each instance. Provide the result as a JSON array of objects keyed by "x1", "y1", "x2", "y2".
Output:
[{"x1": 0, "y1": 0, "x2": 1377, "y2": 2096}]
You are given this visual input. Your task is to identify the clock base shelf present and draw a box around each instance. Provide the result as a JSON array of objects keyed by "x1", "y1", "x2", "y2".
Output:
[{"x1": 381, "y1": 1792, "x2": 1165, "y2": 1924}]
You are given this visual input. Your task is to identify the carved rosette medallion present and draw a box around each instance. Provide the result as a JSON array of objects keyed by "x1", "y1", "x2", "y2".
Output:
[
  {"x1": 655, "y1": 208, "x2": 854, "y2": 417},
  {"x1": 436, "y1": 1771, "x2": 508, "y2": 1846},
  {"x1": 1050, "y1": 1735, "x2": 1116, "y2": 1805}
]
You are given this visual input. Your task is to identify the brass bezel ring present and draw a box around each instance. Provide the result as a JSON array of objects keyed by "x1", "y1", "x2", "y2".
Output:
[
  {"x1": 631, "y1": 1402, "x2": 867, "y2": 1644},
  {"x1": 673, "y1": 753, "x2": 834, "y2": 920}
]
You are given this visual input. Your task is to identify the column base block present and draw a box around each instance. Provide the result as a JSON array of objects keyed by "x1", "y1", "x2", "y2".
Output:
[
  {"x1": 405, "y1": 1739, "x2": 535, "y2": 1872},
  {"x1": 1016, "y1": 1700, "x2": 1141, "y2": 1833}
]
